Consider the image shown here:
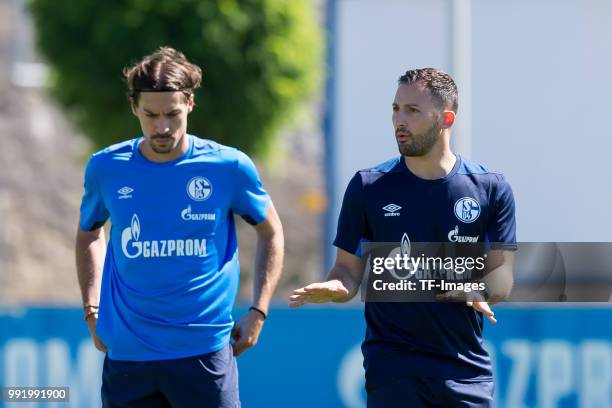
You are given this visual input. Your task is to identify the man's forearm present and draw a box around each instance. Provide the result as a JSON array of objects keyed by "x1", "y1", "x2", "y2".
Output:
[
  {"x1": 481, "y1": 263, "x2": 513, "y2": 305},
  {"x1": 252, "y1": 230, "x2": 284, "y2": 314},
  {"x1": 481, "y1": 250, "x2": 514, "y2": 305},
  {"x1": 75, "y1": 229, "x2": 106, "y2": 306}
]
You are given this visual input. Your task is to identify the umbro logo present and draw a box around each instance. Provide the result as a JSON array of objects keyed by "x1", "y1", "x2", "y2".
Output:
[
  {"x1": 118, "y1": 186, "x2": 133, "y2": 199},
  {"x1": 382, "y1": 203, "x2": 401, "y2": 217}
]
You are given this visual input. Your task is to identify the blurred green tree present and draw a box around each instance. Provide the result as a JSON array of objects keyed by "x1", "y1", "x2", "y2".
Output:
[{"x1": 29, "y1": 0, "x2": 322, "y2": 157}]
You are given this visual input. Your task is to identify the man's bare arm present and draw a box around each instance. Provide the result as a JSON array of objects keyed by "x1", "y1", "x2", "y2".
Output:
[
  {"x1": 75, "y1": 223, "x2": 107, "y2": 352},
  {"x1": 481, "y1": 249, "x2": 515, "y2": 305},
  {"x1": 251, "y1": 202, "x2": 284, "y2": 315},
  {"x1": 435, "y1": 249, "x2": 514, "y2": 323},
  {"x1": 76, "y1": 225, "x2": 106, "y2": 306},
  {"x1": 231, "y1": 202, "x2": 284, "y2": 356}
]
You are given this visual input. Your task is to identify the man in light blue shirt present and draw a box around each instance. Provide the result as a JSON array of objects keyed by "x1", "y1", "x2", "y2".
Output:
[{"x1": 76, "y1": 47, "x2": 284, "y2": 408}]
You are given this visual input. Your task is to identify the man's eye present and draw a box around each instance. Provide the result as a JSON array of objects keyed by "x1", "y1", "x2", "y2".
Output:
[{"x1": 145, "y1": 113, "x2": 157, "y2": 117}]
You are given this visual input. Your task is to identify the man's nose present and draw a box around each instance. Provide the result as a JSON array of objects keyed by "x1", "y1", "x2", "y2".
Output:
[
  {"x1": 393, "y1": 111, "x2": 408, "y2": 126},
  {"x1": 394, "y1": 119, "x2": 409, "y2": 131},
  {"x1": 155, "y1": 117, "x2": 170, "y2": 134}
]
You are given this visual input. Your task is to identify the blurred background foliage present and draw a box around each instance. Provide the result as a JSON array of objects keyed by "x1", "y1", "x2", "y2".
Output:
[{"x1": 28, "y1": 0, "x2": 323, "y2": 158}]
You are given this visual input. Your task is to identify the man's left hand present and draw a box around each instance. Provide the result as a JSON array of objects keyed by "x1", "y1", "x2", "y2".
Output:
[
  {"x1": 231, "y1": 309, "x2": 265, "y2": 356},
  {"x1": 436, "y1": 290, "x2": 497, "y2": 324}
]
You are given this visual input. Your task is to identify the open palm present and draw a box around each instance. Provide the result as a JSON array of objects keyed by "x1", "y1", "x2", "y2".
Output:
[{"x1": 289, "y1": 280, "x2": 350, "y2": 308}]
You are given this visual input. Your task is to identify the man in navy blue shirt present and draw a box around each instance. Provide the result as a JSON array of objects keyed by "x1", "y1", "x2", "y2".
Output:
[
  {"x1": 76, "y1": 47, "x2": 284, "y2": 407},
  {"x1": 290, "y1": 68, "x2": 515, "y2": 407}
]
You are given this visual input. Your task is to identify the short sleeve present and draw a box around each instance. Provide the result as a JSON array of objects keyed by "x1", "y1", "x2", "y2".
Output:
[
  {"x1": 486, "y1": 175, "x2": 517, "y2": 250},
  {"x1": 333, "y1": 172, "x2": 370, "y2": 254},
  {"x1": 231, "y1": 151, "x2": 270, "y2": 225},
  {"x1": 79, "y1": 156, "x2": 109, "y2": 231}
]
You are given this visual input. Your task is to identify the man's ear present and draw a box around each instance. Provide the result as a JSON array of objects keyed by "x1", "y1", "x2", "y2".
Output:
[
  {"x1": 441, "y1": 111, "x2": 455, "y2": 129},
  {"x1": 130, "y1": 98, "x2": 139, "y2": 116},
  {"x1": 188, "y1": 95, "x2": 195, "y2": 113}
]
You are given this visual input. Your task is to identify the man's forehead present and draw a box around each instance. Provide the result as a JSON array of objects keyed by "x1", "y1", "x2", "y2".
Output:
[
  {"x1": 138, "y1": 91, "x2": 187, "y2": 108},
  {"x1": 394, "y1": 82, "x2": 433, "y2": 104}
]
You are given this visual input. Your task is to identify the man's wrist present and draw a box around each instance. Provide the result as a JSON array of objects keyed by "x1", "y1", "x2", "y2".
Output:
[
  {"x1": 478, "y1": 288, "x2": 490, "y2": 301},
  {"x1": 249, "y1": 306, "x2": 267, "y2": 320},
  {"x1": 330, "y1": 278, "x2": 354, "y2": 302},
  {"x1": 83, "y1": 304, "x2": 99, "y2": 321},
  {"x1": 84, "y1": 310, "x2": 98, "y2": 322}
]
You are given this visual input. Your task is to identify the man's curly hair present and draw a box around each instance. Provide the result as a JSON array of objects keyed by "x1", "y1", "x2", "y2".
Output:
[{"x1": 398, "y1": 68, "x2": 458, "y2": 113}]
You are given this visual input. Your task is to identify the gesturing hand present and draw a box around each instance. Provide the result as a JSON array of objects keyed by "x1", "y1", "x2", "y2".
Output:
[
  {"x1": 288, "y1": 280, "x2": 350, "y2": 308},
  {"x1": 435, "y1": 290, "x2": 497, "y2": 324}
]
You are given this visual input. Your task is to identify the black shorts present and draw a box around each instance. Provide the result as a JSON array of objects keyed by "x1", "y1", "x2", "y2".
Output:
[
  {"x1": 366, "y1": 374, "x2": 494, "y2": 408},
  {"x1": 101, "y1": 343, "x2": 240, "y2": 408}
]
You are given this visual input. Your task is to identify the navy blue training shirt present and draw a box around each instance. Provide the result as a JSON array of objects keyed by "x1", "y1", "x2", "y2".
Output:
[{"x1": 333, "y1": 155, "x2": 516, "y2": 379}]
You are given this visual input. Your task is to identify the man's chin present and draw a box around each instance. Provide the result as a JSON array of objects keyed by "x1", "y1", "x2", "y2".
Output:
[
  {"x1": 151, "y1": 146, "x2": 175, "y2": 154},
  {"x1": 399, "y1": 146, "x2": 424, "y2": 157}
]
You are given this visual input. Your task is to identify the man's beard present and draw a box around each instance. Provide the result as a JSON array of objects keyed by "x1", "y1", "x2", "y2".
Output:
[
  {"x1": 397, "y1": 122, "x2": 441, "y2": 157},
  {"x1": 151, "y1": 133, "x2": 175, "y2": 154}
]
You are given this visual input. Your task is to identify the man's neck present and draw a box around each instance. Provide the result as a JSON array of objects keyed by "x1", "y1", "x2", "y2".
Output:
[{"x1": 404, "y1": 146, "x2": 457, "y2": 180}]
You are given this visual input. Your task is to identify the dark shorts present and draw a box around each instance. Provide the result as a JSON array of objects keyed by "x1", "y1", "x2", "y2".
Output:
[
  {"x1": 102, "y1": 343, "x2": 240, "y2": 408},
  {"x1": 366, "y1": 375, "x2": 494, "y2": 408}
]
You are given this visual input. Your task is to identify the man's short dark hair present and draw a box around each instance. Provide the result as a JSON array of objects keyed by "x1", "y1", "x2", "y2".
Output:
[
  {"x1": 124, "y1": 47, "x2": 202, "y2": 104},
  {"x1": 398, "y1": 68, "x2": 458, "y2": 113}
]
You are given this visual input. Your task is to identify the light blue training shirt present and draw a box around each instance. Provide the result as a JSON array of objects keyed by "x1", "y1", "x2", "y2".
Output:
[{"x1": 79, "y1": 134, "x2": 270, "y2": 361}]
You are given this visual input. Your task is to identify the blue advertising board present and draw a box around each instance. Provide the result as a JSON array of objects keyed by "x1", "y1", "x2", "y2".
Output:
[{"x1": 0, "y1": 306, "x2": 610, "y2": 407}]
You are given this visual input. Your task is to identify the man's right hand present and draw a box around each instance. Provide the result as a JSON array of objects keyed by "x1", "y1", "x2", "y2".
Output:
[
  {"x1": 85, "y1": 316, "x2": 107, "y2": 353},
  {"x1": 288, "y1": 280, "x2": 350, "y2": 308}
]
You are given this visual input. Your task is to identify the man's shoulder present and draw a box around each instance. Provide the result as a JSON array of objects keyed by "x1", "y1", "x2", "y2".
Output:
[
  {"x1": 457, "y1": 157, "x2": 508, "y2": 184},
  {"x1": 189, "y1": 136, "x2": 246, "y2": 166},
  {"x1": 191, "y1": 136, "x2": 231, "y2": 156},
  {"x1": 93, "y1": 138, "x2": 136, "y2": 157},
  {"x1": 358, "y1": 156, "x2": 403, "y2": 175},
  {"x1": 87, "y1": 138, "x2": 138, "y2": 171},
  {"x1": 351, "y1": 157, "x2": 403, "y2": 188}
]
